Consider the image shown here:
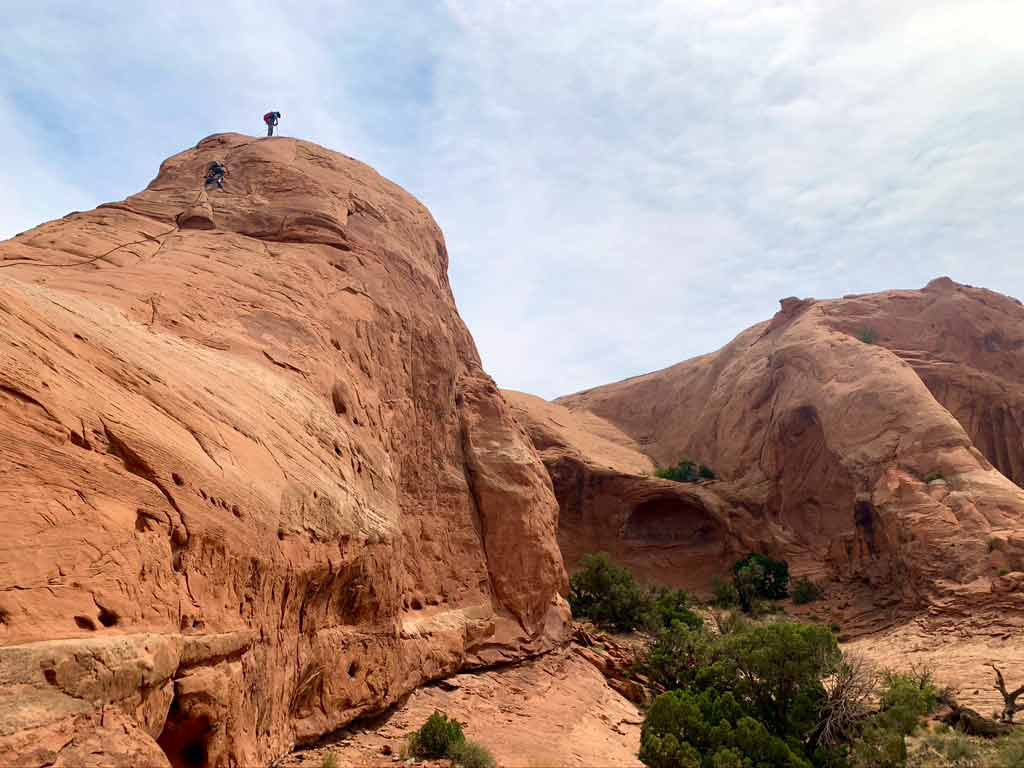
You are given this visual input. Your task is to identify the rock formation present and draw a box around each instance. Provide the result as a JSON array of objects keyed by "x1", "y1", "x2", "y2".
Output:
[
  {"x1": 0, "y1": 133, "x2": 568, "y2": 767},
  {"x1": 504, "y1": 391, "x2": 776, "y2": 590},
  {"x1": 515, "y1": 280, "x2": 1024, "y2": 618}
]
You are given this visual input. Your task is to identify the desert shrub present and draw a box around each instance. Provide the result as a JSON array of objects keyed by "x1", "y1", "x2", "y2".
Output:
[
  {"x1": 731, "y1": 554, "x2": 790, "y2": 612},
  {"x1": 321, "y1": 754, "x2": 339, "y2": 768},
  {"x1": 999, "y1": 730, "x2": 1024, "y2": 768},
  {"x1": 848, "y1": 721, "x2": 906, "y2": 768},
  {"x1": 792, "y1": 577, "x2": 825, "y2": 605},
  {"x1": 817, "y1": 654, "x2": 878, "y2": 749},
  {"x1": 656, "y1": 459, "x2": 716, "y2": 483},
  {"x1": 642, "y1": 623, "x2": 718, "y2": 691},
  {"x1": 925, "y1": 731, "x2": 980, "y2": 765},
  {"x1": 569, "y1": 553, "x2": 649, "y2": 631},
  {"x1": 641, "y1": 621, "x2": 840, "y2": 761},
  {"x1": 718, "y1": 622, "x2": 840, "y2": 740},
  {"x1": 569, "y1": 554, "x2": 702, "y2": 632},
  {"x1": 711, "y1": 577, "x2": 740, "y2": 608},
  {"x1": 644, "y1": 586, "x2": 704, "y2": 632},
  {"x1": 857, "y1": 327, "x2": 879, "y2": 344},
  {"x1": 877, "y1": 670, "x2": 938, "y2": 735},
  {"x1": 640, "y1": 688, "x2": 811, "y2": 768},
  {"x1": 999, "y1": 568, "x2": 1011, "y2": 576},
  {"x1": 989, "y1": 537, "x2": 1005, "y2": 552},
  {"x1": 448, "y1": 739, "x2": 497, "y2": 768},
  {"x1": 405, "y1": 711, "x2": 465, "y2": 759}
]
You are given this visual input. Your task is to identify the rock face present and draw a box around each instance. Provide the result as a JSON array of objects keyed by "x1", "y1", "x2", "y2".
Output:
[
  {"x1": 504, "y1": 391, "x2": 777, "y2": 590},
  {"x1": 521, "y1": 281, "x2": 1024, "y2": 616},
  {"x1": 0, "y1": 133, "x2": 568, "y2": 767}
]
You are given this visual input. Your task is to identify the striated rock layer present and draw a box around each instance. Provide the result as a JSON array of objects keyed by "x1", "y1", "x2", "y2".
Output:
[
  {"x1": 523, "y1": 280, "x2": 1024, "y2": 618},
  {"x1": 0, "y1": 133, "x2": 568, "y2": 767}
]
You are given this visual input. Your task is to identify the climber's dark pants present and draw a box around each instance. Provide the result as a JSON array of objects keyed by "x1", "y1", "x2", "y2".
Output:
[{"x1": 266, "y1": 123, "x2": 275, "y2": 137}]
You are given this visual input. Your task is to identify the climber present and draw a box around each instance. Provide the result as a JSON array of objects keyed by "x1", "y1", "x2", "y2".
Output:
[
  {"x1": 263, "y1": 110, "x2": 281, "y2": 137},
  {"x1": 204, "y1": 161, "x2": 227, "y2": 191}
]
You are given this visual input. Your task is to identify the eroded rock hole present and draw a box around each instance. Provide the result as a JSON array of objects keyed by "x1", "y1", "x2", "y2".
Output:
[
  {"x1": 43, "y1": 668, "x2": 57, "y2": 685},
  {"x1": 624, "y1": 497, "x2": 721, "y2": 548},
  {"x1": 98, "y1": 607, "x2": 119, "y2": 627},
  {"x1": 331, "y1": 388, "x2": 347, "y2": 416},
  {"x1": 158, "y1": 697, "x2": 212, "y2": 768},
  {"x1": 172, "y1": 473, "x2": 185, "y2": 486},
  {"x1": 348, "y1": 660, "x2": 360, "y2": 678},
  {"x1": 74, "y1": 615, "x2": 96, "y2": 631},
  {"x1": 854, "y1": 500, "x2": 880, "y2": 557}
]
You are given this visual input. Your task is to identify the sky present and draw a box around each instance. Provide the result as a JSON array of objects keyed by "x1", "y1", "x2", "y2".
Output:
[{"x1": 4, "y1": 1, "x2": 1024, "y2": 399}]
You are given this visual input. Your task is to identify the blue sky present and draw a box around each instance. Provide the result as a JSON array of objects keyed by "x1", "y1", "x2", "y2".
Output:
[{"x1": 4, "y1": 1, "x2": 1024, "y2": 398}]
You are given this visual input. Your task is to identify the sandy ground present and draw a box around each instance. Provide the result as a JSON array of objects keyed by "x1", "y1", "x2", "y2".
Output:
[
  {"x1": 846, "y1": 619, "x2": 1024, "y2": 717},
  {"x1": 278, "y1": 647, "x2": 643, "y2": 768},
  {"x1": 278, "y1": 609, "x2": 1024, "y2": 768}
]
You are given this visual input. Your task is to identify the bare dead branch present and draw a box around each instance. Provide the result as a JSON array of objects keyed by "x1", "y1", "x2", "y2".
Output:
[{"x1": 985, "y1": 662, "x2": 1024, "y2": 723}]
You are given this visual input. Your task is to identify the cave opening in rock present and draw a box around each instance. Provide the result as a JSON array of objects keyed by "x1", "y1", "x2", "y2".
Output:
[
  {"x1": 157, "y1": 695, "x2": 212, "y2": 768},
  {"x1": 624, "y1": 496, "x2": 721, "y2": 549}
]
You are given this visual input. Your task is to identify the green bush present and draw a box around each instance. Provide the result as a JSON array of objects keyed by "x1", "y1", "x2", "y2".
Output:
[
  {"x1": 642, "y1": 623, "x2": 717, "y2": 692},
  {"x1": 640, "y1": 688, "x2": 811, "y2": 768},
  {"x1": 321, "y1": 754, "x2": 339, "y2": 768},
  {"x1": 645, "y1": 587, "x2": 704, "y2": 632},
  {"x1": 849, "y1": 721, "x2": 906, "y2": 768},
  {"x1": 448, "y1": 739, "x2": 497, "y2": 768},
  {"x1": 719, "y1": 622, "x2": 840, "y2": 740},
  {"x1": 569, "y1": 553, "x2": 649, "y2": 631},
  {"x1": 877, "y1": 671, "x2": 938, "y2": 736},
  {"x1": 640, "y1": 620, "x2": 841, "y2": 768},
  {"x1": 569, "y1": 554, "x2": 702, "y2": 632},
  {"x1": 731, "y1": 554, "x2": 790, "y2": 612},
  {"x1": 406, "y1": 711, "x2": 465, "y2": 759},
  {"x1": 656, "y1": 459, "x2": 716, "y2": 483},
  {"x1": 792, "y1": 577, "x2": 824, "y2": 605},
  {"x1": 711, "y1": 577, "x2": 740, "y2": 608},
  {"x1": 857, "y1": 327, "x2": 879, "y2": 344}
]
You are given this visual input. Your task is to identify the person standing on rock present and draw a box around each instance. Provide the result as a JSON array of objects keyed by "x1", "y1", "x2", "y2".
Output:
[
  {"x1": 204, "y1": 161, "x2": 227, "y2": 191},
  {"x1": 263, "y1": 111, "x2": 281, "y2": 137}
]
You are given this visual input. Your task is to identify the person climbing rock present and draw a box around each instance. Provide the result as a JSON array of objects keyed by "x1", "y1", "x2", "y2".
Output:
[
  {"x1": 204, "y1": 161, "x2": 227, "y2": 191},
  {"x1": 263, "y1": 111, "x2": 281, "y2": 137}
]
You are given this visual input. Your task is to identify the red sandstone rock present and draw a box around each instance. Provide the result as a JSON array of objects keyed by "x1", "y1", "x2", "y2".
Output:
[
  {"x1": 517, "y1": 281, "x2": 1024, "y2": 617},
  {"x1": 0, "y1": 133, "x2": 568, "y2": 766}
]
